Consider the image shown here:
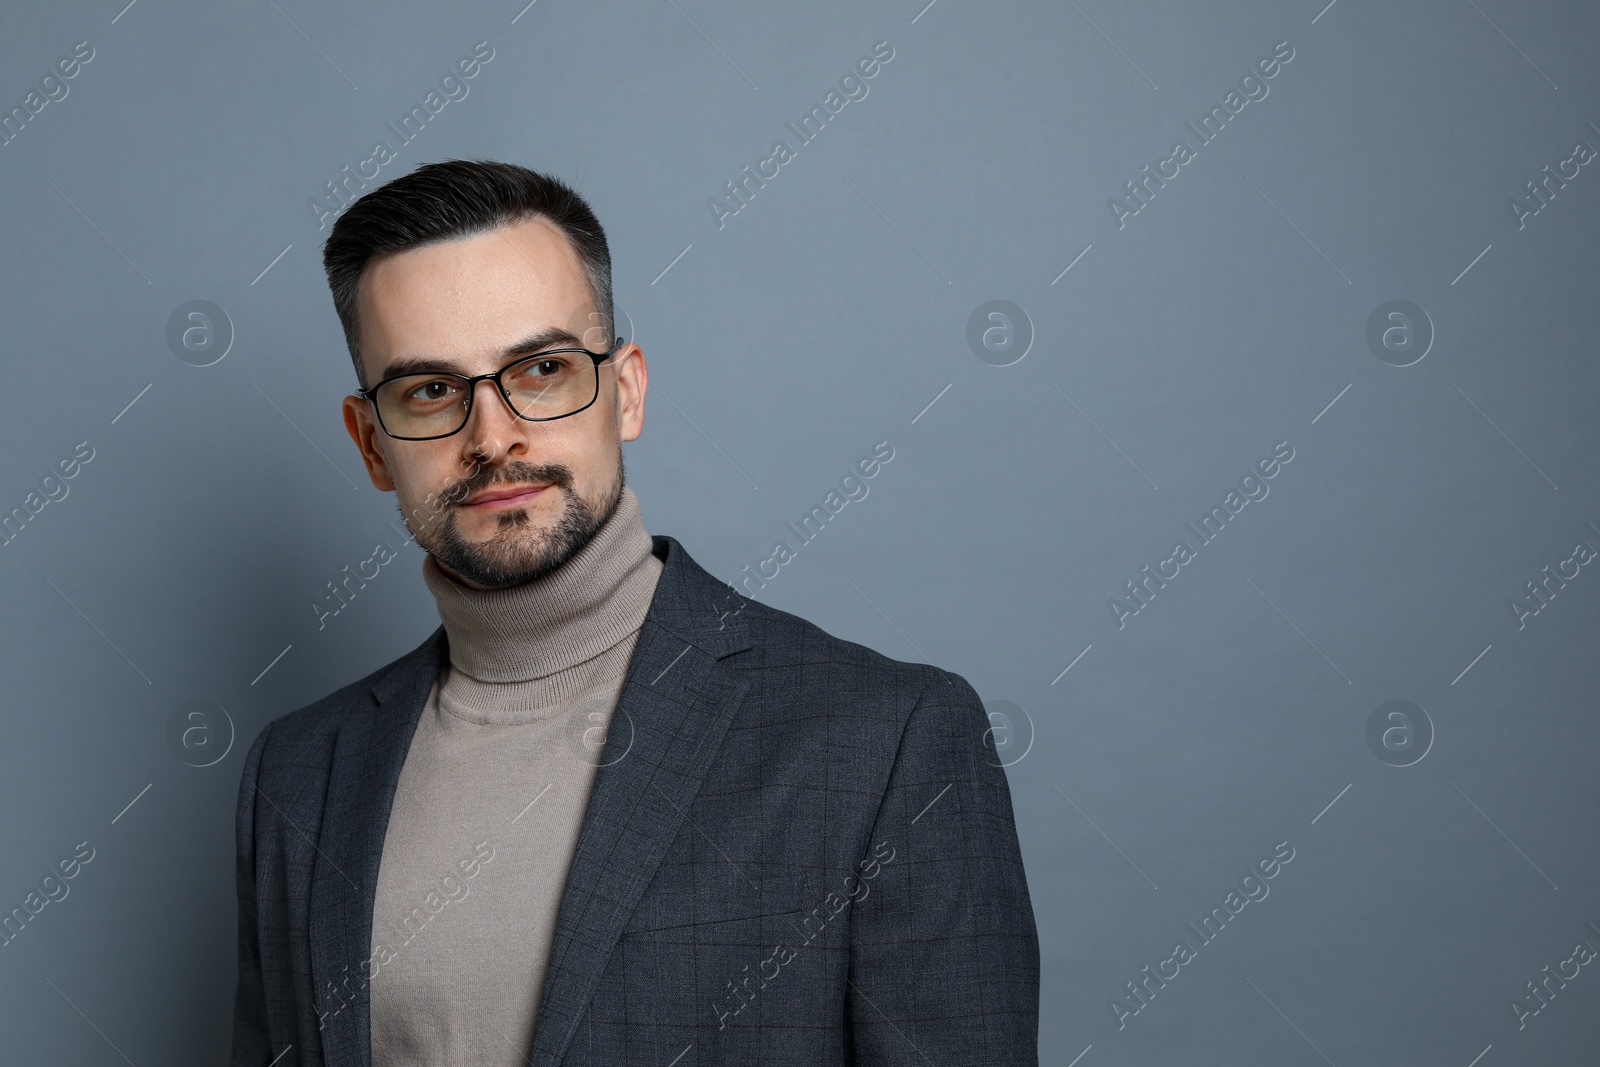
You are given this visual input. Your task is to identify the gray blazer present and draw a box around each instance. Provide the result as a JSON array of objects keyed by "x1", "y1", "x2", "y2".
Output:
[{"x1": 233, "y1": 534, "x2": 1039, "y2": 1065}]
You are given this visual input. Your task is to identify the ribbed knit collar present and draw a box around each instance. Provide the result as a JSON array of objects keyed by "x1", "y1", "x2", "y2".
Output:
[{"x1": 420, "y1": 484, "x2": 661, "y2": 698}]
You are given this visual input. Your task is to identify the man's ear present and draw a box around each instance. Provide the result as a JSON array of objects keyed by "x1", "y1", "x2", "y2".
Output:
[
  {"x1": 614, "y1": 343, "x2": 647, "y2": 443},
  {"x1": 343, "y1": 394, "x2": 396, "y2": 491}
]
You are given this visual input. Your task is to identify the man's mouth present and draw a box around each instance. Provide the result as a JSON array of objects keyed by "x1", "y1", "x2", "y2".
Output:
[{"x1": 461, "y1": 484, "x2": 551, "y2": 510}]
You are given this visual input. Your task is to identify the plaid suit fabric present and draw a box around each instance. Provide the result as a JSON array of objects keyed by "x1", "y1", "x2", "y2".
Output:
[{"x1": 233, "y1": 534, "x2": 1039, "y2": 1066}]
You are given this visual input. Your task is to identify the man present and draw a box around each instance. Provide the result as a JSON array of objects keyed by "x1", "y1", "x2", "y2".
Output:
[{"x1": 232, "y1": 159, "x2": 1039, "y2": 1066}]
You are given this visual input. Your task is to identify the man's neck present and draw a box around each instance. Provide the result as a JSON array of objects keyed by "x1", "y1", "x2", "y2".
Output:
[{"x1": 419, "y1": 484, "x2": 661, "y2": 689}]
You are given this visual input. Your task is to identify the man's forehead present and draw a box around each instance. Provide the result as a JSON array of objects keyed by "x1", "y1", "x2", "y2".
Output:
[{"x1": 357, "y1": 218, "x2": 599, "y2": 369}]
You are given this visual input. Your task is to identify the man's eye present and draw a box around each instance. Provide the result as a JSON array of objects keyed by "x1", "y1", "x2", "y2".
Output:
[
  {"x1": 528, "y1": 357, "x2": 572, "y2": 376},
  {"x1": 510, "y1": 356, "x2": 575, "y2": 383},
  {"x1": 406, "y1": 379, "x2": 459, "y2": 402}
]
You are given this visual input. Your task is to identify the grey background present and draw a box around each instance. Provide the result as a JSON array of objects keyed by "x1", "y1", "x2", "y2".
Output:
[{"x1": 2, "y1": 0, "x2": 1597, "y2": 1063}]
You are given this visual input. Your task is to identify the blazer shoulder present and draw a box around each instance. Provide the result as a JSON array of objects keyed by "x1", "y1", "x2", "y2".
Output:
[
  {"x1": 662, "y1": 532, "x2": 954, "y2": 701},
  {"x1": 732, "y1": 593, "x2": 965, "y2": 707},
  {"x1": 720, "y1": 596, "x2": 995, "y2": 816}
]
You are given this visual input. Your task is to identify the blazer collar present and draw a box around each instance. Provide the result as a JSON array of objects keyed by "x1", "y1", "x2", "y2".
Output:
[{"x1": 308, "y1": 534, "x2": 754, "y2": 1067}]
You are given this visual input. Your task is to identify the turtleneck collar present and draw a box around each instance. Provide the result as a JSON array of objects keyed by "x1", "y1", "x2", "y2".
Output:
[{"x1": 420, "y1": 484, "x2": 662, "y2": 697}]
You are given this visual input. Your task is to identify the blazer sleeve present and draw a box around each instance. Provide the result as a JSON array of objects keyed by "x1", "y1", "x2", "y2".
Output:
[
  {"x1": 231, "y1": 723, "x2": 274, "y2": 1066},
  {"x1": 847, "y1": 668, "x2": 1041, "y2": 1066}
]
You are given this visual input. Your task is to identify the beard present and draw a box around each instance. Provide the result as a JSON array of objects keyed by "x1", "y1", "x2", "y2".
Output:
[{"x1": 408, "y1": 455, "x2": 625, "y2": 590}]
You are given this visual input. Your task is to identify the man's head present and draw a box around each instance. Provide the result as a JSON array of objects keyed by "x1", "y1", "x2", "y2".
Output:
[{"x1": 325, "y1": 160, "x2": 646, "y2": 590}]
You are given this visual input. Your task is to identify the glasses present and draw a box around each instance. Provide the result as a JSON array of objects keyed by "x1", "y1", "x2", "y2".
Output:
[{"x1": 358, "y1": 337, "x2": 624, "y2": 441}]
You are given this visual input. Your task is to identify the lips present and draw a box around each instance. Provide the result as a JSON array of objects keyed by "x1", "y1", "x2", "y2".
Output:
[{"x1": 463, "y1": 484, "x2": 550, "y2": 508}]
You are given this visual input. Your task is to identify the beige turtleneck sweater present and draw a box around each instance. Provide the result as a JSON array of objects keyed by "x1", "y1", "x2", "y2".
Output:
[{"x1": 368, "y1": 484, "x2": 663, "y2": 1065}]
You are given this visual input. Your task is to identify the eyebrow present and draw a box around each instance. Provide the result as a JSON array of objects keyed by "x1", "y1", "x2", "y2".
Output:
[{"x1": 375, "y1": 325, "x2": 592, "y2": 380}]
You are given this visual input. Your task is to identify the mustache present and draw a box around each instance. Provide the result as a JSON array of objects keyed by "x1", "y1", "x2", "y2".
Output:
[{"x1": 439, "y1": 461, "x2": 572, "y2": 507}]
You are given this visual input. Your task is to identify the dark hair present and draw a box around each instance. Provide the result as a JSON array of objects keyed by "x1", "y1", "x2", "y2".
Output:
[{"x1": 321, "y1": 159, "x2": 613, "y2": 388}]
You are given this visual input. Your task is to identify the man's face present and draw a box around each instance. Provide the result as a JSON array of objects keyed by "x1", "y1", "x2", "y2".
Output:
[{"x1": 341, "y1": 215, "x2": 647, "y2": 590}]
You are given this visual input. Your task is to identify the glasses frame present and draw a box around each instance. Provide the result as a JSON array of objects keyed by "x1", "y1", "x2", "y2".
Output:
[{"x1": 357, "y1": 336, "x2": 625, "y2": 441}]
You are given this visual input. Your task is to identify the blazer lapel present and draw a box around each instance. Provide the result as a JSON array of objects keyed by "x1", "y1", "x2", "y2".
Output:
[
  {"x1": 308, "y1": 626, "x2": 446, "y2": 1067},
  {"x1": 527, "y1": 534, "x2": 755, "y2": 1067}
]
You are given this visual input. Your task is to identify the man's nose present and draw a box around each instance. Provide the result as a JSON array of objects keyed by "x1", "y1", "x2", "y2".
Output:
[{"x1": 460, "y1": 378, "x2": 525, "y2": 459}]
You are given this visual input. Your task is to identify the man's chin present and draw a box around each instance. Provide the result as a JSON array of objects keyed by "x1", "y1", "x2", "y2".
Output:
[
  {"x1": 428, "y1": 507, "x2": 590, "y2": 587},
  {"x1": 415, "y1": 475, "x2": 621, "y2": 590},
  {"x1": 432, "y1": 537, "x2": 567, "y2": 590}
]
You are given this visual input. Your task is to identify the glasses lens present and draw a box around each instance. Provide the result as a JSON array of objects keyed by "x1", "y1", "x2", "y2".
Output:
[
  {"x1": 503, "y1": 352, "x2": 597, "y2": 418},
  {"x1": 375, "y1": 374, "x2": 470, "y2": 439}
]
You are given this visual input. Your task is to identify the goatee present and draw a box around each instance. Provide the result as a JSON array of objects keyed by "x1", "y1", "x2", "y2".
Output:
[{"x1": 410, "y1": 459, "x2": 625, "y2": 590}]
